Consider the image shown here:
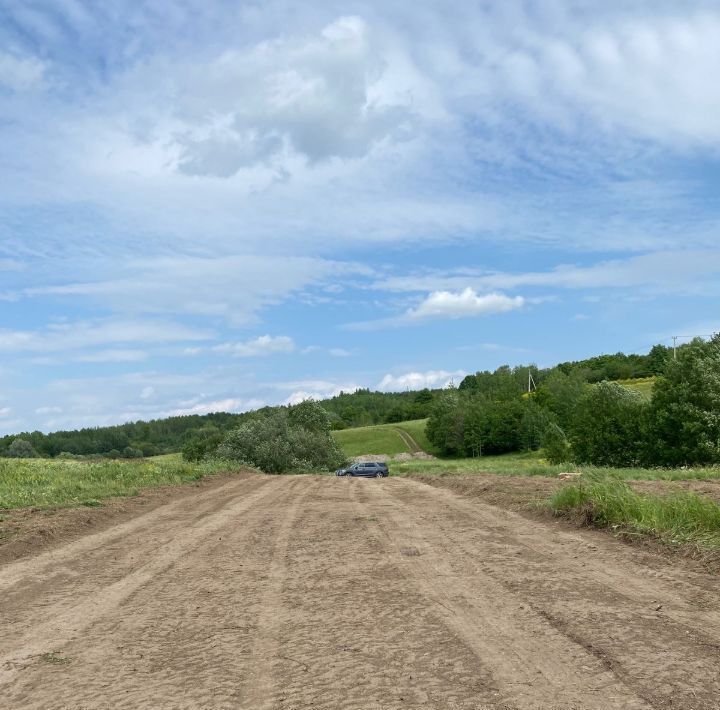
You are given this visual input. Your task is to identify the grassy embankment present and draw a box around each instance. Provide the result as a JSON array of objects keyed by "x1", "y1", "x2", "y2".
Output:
[
  {"x1": 0, "y1": 456, "x2": 232, "y2": 510},
  {"x1": 549, "y1": 472, "x2": 720, "y2": 550},
  {"x1": 332, "y1": 419, "x2": 439, "y2": 458}
]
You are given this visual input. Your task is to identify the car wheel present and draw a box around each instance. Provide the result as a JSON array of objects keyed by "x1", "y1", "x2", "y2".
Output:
[{"x1": 375, "y1": 471, "x2": 383, "y2": 478}]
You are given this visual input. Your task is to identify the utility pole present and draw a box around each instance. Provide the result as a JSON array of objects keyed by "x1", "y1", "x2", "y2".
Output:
[
  {"x1": 672, "y1": 335, "x2": 678, "y2": 360},
  {"x1": 527, "y1": 369, "x2": 536, "y2": 393}
]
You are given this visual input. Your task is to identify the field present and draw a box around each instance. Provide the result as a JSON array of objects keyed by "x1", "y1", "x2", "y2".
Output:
[
  {"x1": 0, "y1": 456, "x2": 230, "y2": 510},
  {"x1": 332, "y1": 419, "x2": 433, "y2": 457}
]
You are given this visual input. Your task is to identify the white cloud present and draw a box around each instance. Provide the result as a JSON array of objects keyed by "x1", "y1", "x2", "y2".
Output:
[
  {"x1": 35, "y1": 406, "x2": 62, "y2": 415},
  {"x1": 282, "y1": 379, "x2": 362, "y2": 405},
  {"x1": 0, "y1": 319, "x2": 211, "y2": 353},
  {"x1": 0, "y1": 406, "x2": 11, "y2": 417},
  {"x1": 163, "y1": 398, "x2": 263, "y2": 417},
  {"x1": 329, "y1": 348, "x2": 351, "y2": 357},
  {"x1": 213, "y1": 335, "x2": 295, "y2": 357},
  {"x1": 407, "y1": 289, "x2": 524, "y2": 320},
  {"x1": 140, "y1": 386, "x2": 155, "y2": 400},
  {"x1": 379, "y1": 250, "x2": 720, "y2": 296},
  {"x1": 377, "y1": 369, "x2": 466, "y2": 392},
  {"x1": 75, "y1": 349, "x2": 148, "y2": 363},
  {"x1": 0, "y1": 51, "x2": 46, "y2": 91}
]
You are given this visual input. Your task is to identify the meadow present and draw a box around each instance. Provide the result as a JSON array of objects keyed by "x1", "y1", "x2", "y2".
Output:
[
  {"x1": 332, "y1": 419, "x2": 438, "y2": 457},
  {"x1": 0, "y1": 456, "x2": 232, "y2": 510}
]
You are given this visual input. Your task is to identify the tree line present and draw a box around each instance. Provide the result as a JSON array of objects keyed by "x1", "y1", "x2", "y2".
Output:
[
  {"x1": 427, "y1": 338, "x2": 720, "y2": 467},
  {"x1": 0, "y1": 342, "x2": 686, "y2": 460}
]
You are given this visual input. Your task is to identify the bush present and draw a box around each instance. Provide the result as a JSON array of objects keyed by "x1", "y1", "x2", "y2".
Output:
[
  {"x1": 644, "y1": 336, "x2": 720, "y2": 466},
  {"x1": 181, "y1": 427, "x2": 224, "y2": 462},
  {"x1": 216, "y1": 401, "x2": 346, "y2": 474},
  {"x1": 568, "y1": 381, "x2": 645, "y2": 467},
  {"x1": 5, "y1": 438, "x2": 39, "y2": 459},
  {"x1": 542, "y1": 423, "x2": 571, "y2": 464}
]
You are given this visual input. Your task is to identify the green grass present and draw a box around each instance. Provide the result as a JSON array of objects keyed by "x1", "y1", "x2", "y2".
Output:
[
  {"x1": 332, "y1": 424, "x2": 411, "y2": 457},
  {"x1": 393, "y1": 419, "x2": 440, "y2": 455},
  {"x1": 332, "y1": 418, "x2": 438, "y2": 458},
  {"x1": 549, "y1": 472, "x2": 720, "y2": 549},
  {"x1": 0, "y1": 458, "x2": 233, "y2": 510},
  {"x1": 393, "y1": 454, "x2": 720, "y2": 481},
  {"x1": 615, "y1": 376, "x2": 656, "y2": 400}
]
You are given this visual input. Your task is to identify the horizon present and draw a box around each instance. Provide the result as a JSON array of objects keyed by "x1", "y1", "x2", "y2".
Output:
[{"x1": 2, "y1": 1, "x2": 720, "y2": 434}]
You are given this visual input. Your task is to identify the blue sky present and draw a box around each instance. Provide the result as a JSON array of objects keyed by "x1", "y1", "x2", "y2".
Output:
[{"x1": 1, "y1": 0, "x2": 720, "y2": 433}]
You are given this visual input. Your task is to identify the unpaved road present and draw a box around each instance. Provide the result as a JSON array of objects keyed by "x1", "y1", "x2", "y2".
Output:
[{"x1": 1, "y1": 475, "x2": 719, "y2": 709}]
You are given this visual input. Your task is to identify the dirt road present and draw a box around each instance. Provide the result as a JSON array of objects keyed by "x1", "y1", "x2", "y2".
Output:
[{"x1": 2, "y1": 474, "x2": 719, "y2": 709}]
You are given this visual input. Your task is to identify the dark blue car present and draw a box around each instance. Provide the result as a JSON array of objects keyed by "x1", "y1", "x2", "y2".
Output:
[{"x1": 336, "y1": 462, "x2": 389, "y2": 478}]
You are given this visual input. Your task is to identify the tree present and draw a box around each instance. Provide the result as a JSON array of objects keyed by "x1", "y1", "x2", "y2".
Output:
[
  {"x1": 6, "y1": 438, "x2": 39, "y2": 458},
  {"x1": 426, "y1": 392, "x2": 464, "y2": 456},
  {"x1": 568, "y1": 381, "x2": 645, "y2": 467},
  {"x1": 216, "y1": 402, "x2": 346, "y2": 474},
  {"x1": 644, "y1": 336, "x2": 720, "y2": 465}
]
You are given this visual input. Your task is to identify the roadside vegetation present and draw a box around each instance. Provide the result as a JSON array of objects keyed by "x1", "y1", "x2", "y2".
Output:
[
  {"x1": 0, "y1": 457, "x2": 231, "y2": 510},
  {"x1": 549, "y1": 472, "x2": 720, "y2": 550}
]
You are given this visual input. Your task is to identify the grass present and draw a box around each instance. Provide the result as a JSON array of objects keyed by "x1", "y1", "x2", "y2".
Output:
[
  {"x1": 393, "y1": 419, "x2": 440, "y2": 455},
  {"x1": 332, "y1": 418, "x2": 439, "y2": 458},
  {"x1": 333, "y1": 424, "x2": 413, "y2": 457},
  {"x1": 615, "y1": 376, "x2": 656, "y2": 400},
  {"x1": 0, "y1": 457, "x2": 233, "y2": 510},
  {"x1": 549, "y1": 472, "x2": 720, "y2": 549},
  {"x1": 392, "y1": 453, "x2": 720, "y2": 481}
]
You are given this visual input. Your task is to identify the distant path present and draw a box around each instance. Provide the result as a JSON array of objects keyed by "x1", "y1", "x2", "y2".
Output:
[
  {"x1": 393, "y1": 426, "x2": 422, "y2": 453},
  {"x1": 2, "y1": 474, "x2": 720, "y2": 708}
]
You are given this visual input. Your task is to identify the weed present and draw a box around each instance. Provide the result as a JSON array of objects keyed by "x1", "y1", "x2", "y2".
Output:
[
  {"x1": 39, "y1": 651, "x2": 71, "y2": 665},
  {"x1": 549, "y1": 472, "x2": 720, "y2": 549}
]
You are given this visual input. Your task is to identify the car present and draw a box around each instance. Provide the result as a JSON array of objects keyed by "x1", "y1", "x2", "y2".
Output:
[{"x1": 336, "y1": 461, "x2": 389, "y2": 478}]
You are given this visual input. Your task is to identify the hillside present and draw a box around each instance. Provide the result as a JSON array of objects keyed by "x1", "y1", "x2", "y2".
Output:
[{"x1": 333, "y1": 419, "x2": 435, "y2": 458}]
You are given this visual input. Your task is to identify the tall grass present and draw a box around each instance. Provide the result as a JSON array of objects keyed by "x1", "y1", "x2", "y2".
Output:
[
  {"x1": 549, "y1": 472, "x2": 720, "y2": 548},
  {"x1": 0, "y1": 458, "x2": 233, "y2": 510}
]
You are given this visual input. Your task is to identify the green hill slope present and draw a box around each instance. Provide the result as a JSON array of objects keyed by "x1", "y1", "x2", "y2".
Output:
[{"x1": 332, "y1": 419, "x2": 434, "y2": 458}]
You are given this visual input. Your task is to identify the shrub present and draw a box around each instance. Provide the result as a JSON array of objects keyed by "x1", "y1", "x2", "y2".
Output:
[
  {"x1": 568, "y1": 381, "x2": 645, "y2": 467},
  {"x1": 5, "y1": 438, "x2": 39, "y2": 459},
  {"x1": 644, "y1": 336, "x2": 720, "y2": 466},
  {"x1": 542, "y1": 423, "x2": 572, "y2": 464},
  {"x1": 216, "y1": 401, "x2": 346, "y2": 474}
]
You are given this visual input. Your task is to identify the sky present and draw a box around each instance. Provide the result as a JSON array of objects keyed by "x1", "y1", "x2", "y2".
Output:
[{"x1": 1, "y1": 0, "x2": 719, "y2": 434}]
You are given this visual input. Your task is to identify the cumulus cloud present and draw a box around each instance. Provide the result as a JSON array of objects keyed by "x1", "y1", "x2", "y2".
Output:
[
  {"x1": 407, "y1": 289, "x2": 524, "y2": 321},
  {"x1": 377, "y1": 370, "x2": 465, "y2": 392},
  {"x1": 213, "y1": 335, "x2": 295, "y2": 357},
  {"x1": 282, "y1": 379, "x2": 362, "y2": 405}
]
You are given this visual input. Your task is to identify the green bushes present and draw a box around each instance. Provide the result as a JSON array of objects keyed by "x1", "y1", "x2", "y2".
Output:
[
  {"x1": 215, "y1": 400, "x2": 346, "y2": 474},
  {"x1": 549, "y1": 472, "x2": 720, "y2": 548},
  {"x1": 569, "y1": 382, "x2": 645, "y2": 467}
]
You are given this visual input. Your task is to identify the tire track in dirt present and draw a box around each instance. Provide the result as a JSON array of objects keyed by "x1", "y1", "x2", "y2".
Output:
[
  {"x1": 2, "y1": 475, "x2": 718, "y2": 709},
  {"x1": 380, "y1": 478, "x2": 720, "y2": 709},
  {"x1": 393, "y1": 427, "x2": 422, "y2": 453},
  {"x1": 0, "y1": 475, "x2": 278, "y2": 688},
  {"x1": 238, "y1": 476, "x2": 316, "y2": 709},
  {"x1": 357, "y1": 480, "x2": 652, "y2": 710}
]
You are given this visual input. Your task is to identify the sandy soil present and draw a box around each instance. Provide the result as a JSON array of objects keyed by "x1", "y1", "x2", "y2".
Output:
[{"x1": 2, "y1": 474, "x2": 719, "y2": 709}]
